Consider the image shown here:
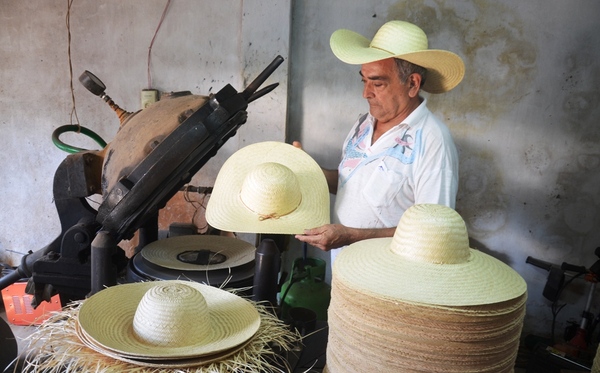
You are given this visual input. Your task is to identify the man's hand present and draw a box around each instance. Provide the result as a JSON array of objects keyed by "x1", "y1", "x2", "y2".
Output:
[
  {"x1": 295, "y1": 224, "x2": 351, "y2": 251},
  {"x1": 295, "y1": 225, "x2": 397, "y2": 252}
]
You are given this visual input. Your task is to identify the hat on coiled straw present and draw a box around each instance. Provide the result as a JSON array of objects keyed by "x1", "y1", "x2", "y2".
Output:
[
  {"x1": 330, "y1": 20, "x2": 465, "y2": 94},
  {"x1": 325, "y1": 204, "x2": 528, "y2": 373},
  {"x1": 205, "y1": 141, "x2": 330, "y2": 234},
  {"x1": 77, "y1": 281, "x2": 261, "y2": 359},
  {"x1": 18, "y1": 280, "x2": 300, "y2": 372}
]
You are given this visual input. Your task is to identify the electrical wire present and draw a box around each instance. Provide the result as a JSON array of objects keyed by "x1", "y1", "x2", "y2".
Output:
[
  {"x1": 549, "y1": 272, "x2": 584, "y2": 343},
  {"x1": 182, "y1": 186, "x2": 210, "y2": 233},
  {"x1": 66, "y1": 0, "x2": 80, "y2": 130},
  {"x1": 147, "y1": 0, "x2": 172, "y2": 89}
]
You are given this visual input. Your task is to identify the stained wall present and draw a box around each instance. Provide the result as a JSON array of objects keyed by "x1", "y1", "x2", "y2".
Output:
[{"x1": 287, "y1": 0, "x2": 600, "y2": 338}]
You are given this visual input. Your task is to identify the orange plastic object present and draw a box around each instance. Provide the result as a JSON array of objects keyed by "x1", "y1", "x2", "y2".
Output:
[{"x1": 1, "y1": 282, "x2": 61, "y2": 326}]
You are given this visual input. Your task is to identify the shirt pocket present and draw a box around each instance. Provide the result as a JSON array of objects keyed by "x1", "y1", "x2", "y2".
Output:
[{"x1": 362, "y1": 159, "x2": 406, "y2": 209}]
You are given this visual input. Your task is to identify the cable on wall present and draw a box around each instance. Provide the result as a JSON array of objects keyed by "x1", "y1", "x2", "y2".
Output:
[
  {"x1": 147, "y1": 0, "x2": 172, "y2": 89},
  {"x1": 66, "y1": 0, "x2": 80, "y2": 131}
]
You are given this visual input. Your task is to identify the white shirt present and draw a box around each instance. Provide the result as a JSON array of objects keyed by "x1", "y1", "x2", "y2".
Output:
[{"x1": 331, "y1": 98, "x2": 459, "y2": 263}]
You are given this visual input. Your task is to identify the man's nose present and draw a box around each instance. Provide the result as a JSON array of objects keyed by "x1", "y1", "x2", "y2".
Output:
[{"x1": 363, "y1": 82, "x2": 373, "y2": 99}]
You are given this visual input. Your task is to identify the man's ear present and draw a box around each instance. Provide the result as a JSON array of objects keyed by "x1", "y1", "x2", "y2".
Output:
[{"x1": 408, "y1": 73, "x2": 422, "y2": 97}]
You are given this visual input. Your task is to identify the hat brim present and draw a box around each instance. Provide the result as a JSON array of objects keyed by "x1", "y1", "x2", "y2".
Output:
[
  {"x1": 330, "y1": 29, "x2": 465, "y2": 94},
  {"x1": 77, "y1": 281, "x2": 261, "y2": 359},
  {"x1": 141, "y1": 235, "x2": 255, "y2": 271},
  {"x1": 75, "y1": 322, "x2": 251, "y2": 367},
  {"x1": 334, "y1": 238, "x2": 527, "y2": 307},
  {"x1": 205, "y1": 142, "x2": 330, "y2": 234}
]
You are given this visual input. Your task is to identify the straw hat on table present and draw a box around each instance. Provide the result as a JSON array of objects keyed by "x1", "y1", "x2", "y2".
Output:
[{"x1": 330, "y1": 20, "x2": 465, "y2": 94}]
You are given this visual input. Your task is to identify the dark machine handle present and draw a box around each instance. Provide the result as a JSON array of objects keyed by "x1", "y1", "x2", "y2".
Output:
[
  {"x1": 561, "y1": 262, "x2": 588, "y2": 274},
  {"x1": 247, "y1": 83, "x2": 279, "y2": 104},
  {"x1": 526, "y1": 256, "x2": 554, "y2": 271},
  {"x1": 242, "y1": 55, "x2": 284, "y2": 101}
]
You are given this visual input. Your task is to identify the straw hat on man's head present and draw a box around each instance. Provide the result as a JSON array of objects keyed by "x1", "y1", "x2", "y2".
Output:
[
  {"x1": 334, "y1": 204, "x2": 527, "y2": 307},
  {"x1": 205, "y1": 141, "x2": 330, "y2": 235},
  {"x1": 330, "y1": 20, "x2": 465, "y2": 93}
]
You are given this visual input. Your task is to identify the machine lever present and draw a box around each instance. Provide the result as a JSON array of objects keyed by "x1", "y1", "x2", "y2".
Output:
[
  {"x1": 242, "y1": 55, "x2": 284, "y2": 100},
  {"x1": 247, "y1": 83, "x2": 279, "y2": 104}
]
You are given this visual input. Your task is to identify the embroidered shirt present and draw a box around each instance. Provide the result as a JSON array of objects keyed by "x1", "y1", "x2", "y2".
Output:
[{"x1": 331, "y1": 98, "x2": 459, "y2": 262}]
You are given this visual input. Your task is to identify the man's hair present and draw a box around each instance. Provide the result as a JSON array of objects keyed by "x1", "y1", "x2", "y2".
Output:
[{"x1": 394, "y1": 58, "x2": 427, "y2": 88}]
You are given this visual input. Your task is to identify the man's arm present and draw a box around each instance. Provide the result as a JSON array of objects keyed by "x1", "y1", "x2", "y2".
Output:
[
  {"x1": 322, "y1": 168, "x2": 338, "y2": 195},
  {"x1": 292, "y1": 141, "x2": 339, "y2": 195},
  {"x1": 295, "y1": 224, "x2": 396, "y2": 252}
]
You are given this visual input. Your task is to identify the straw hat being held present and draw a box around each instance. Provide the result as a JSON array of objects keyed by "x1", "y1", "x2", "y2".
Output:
[
  {"x1": 205, "y1": 141, "x2": 330, "y2": 235},
  {"x1": 330, "y1": 20, "x2": 465, "y2": 93}
]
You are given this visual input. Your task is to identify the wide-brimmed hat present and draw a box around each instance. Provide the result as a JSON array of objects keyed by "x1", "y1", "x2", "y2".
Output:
[
  {"x1": 140, "y1": 235, "x2": 255, "y2": 271},
  {"x1": 334, "y1": 204, "x2": 526, "y2": 306},
  {"x1": 205, "y1": 141, "x2": 330, "y2": 234},
  {"x1": 77, "y1": 280, "x2": 261, "y2": 359},
  {"x1": 330, "y1": 20, "x2": 465, "y2": 94}
]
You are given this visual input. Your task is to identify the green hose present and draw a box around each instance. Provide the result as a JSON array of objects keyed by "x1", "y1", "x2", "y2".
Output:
[{"x1": 51, "y1": 125, "x2": 108, "y2": 153}]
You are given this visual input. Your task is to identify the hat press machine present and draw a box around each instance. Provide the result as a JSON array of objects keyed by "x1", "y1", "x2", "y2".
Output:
[{"x1": 0, "y1": 55, "x2": 284, "y2": 308}]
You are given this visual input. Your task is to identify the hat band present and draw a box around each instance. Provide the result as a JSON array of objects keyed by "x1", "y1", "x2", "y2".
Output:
[
  {"x1": 239, "y1": 194, "x2": 302, "y2": 221},
  {"x1": 370, "y1": 44, "x2": 395, "y2": 55}
]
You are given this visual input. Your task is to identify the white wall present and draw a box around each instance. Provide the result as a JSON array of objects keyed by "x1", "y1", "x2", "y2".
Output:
[{"x1": 1, "y1": 0, "x2": 600, "y2": 341}]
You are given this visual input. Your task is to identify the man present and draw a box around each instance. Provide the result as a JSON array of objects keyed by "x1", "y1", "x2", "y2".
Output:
[{"x1": 295, "y1": 20, "x2": 465, "y2": 263}]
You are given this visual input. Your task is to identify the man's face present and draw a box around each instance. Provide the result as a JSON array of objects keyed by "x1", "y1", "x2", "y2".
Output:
[{"x1": 360, "y1": 58, "x2": 413, "y2": 126}]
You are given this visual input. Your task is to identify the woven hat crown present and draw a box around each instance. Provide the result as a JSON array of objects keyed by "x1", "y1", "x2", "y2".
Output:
[
  {"x1": 370, "y1": 20, "x2": 428, "y2": 56},
  {"x1": 239, "y1": 162, "x2": 302, "y2": 220},
  {"x1": 133, "y1": 283, "x2": 212, "y2": 347},
  {"x1": 391, "y1": 204, "x2": 470, "y2": 264}
]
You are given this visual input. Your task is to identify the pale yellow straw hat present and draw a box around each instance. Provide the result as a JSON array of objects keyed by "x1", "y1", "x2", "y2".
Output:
[
  {"x1": 77, "y1": 280, "x2": 261, "y2": 359},
  {"x1": 205, "y1": 141, "x2": 330, "y2": 234},
  {"x1": 330, "y1": 20, "x2": 465, "y2": 93},
  {"x1": 334, "y1": 204, "x2": 527, "y2": 306},
  {"x1": 141, "y1": 235, "x2": 255, "y2": 271}
]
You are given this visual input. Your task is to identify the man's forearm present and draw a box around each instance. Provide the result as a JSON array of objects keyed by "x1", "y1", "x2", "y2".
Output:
[
  {"x1": 322, "y1": 168, "x2": 338, "y2": 195},
  {"x1": 343, "y1": 226, "x2": 396, "y2": 246}
]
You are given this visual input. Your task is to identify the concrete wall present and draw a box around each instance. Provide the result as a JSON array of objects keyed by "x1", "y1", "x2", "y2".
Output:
[
  {"x1": 288, "y1": 0, "x2": 600, "y2": 339},
  {"x1": 1, "y1": 0, "x2": 600, "y2": 341}
]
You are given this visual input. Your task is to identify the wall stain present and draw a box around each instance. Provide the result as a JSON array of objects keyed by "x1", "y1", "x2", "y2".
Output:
[{"x1": 387, "y1": 0, "x2": 537, "y2": 125}]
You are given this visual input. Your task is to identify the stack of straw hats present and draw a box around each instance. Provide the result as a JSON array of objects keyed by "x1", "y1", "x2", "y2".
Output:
[
  {"x1": 75, "y1": 281, "x2": 261, "y2": 367},
  {"x1": 19, "y1": 280, "x2": 299, "y2": 372},
  {"x1": 325, "y1": 204, "x2": 527, "y2": 373}
]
